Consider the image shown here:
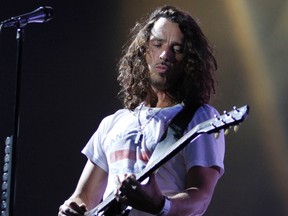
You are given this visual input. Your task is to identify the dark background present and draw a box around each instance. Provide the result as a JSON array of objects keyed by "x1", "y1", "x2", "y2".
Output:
[{"x1": 0, "y1": 1, "x2": 287, "y2": 215}]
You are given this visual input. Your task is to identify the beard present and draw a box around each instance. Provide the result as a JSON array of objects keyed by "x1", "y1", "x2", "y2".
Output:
[
  {"x1": 148, "y1": 67, "x2": 185, "y2": 92},
  {"x1": 148, "y1": 72, "x2": 171, "y2": 91}
]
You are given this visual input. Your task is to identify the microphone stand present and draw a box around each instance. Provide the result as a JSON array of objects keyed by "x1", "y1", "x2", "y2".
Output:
[
  {"x1": 11, "y1": 25, "x2": 24, "y2": 216},
  {"x1": 1, "y1": 25, "x2": 25, "y2": 216}
]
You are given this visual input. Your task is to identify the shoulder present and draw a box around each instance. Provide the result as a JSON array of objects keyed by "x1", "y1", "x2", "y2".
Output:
[
  {"x1": 102, "y1": 108, "x2": 130, "y2": 122},
  {"x1": 190, "y1": 104, "x2": 220, "y2": 126},
  {"x1": 195, "y1": 104, "x2": 219, "y2": 117},
  {"x1": 98, "y1": 108, "x2": 131, "y2": 131}
]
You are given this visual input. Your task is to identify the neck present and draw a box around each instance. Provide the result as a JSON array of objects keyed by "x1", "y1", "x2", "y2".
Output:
[{"x1": 145, "y1": 88, "x2": 178, "y2": 108}]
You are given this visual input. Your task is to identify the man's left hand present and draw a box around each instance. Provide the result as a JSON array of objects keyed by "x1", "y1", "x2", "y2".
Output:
[{"x1": 117, "y1": 173, "x2": 165, "y2": 214}]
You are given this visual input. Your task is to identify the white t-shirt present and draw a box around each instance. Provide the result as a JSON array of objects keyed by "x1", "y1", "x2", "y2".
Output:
[{"x1": 82, "y1": 103, "x2": 225, "y2": 215}]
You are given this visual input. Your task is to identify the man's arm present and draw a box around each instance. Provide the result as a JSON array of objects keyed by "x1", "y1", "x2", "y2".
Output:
[
  {"x1": 58, "y1": 159, "x2": 108, "y2": 215},
  {"x1": 167, "y1": 166, "x2": 220, "y2": 216},
  {"x1": 119, "y1": 165, "x2": 220, "y2": 216}
]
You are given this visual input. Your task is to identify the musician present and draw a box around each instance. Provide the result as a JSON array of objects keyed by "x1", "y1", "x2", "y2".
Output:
[{"x1": 58, "y1": 5, "x2": 225, "y2": 216}]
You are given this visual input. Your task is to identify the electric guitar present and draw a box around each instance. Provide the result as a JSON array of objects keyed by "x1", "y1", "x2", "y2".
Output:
[{"x1": 85, "y1": 105, "x2": 249, "y2": 216}]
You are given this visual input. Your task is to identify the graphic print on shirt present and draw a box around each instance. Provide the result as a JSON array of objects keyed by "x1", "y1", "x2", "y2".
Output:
[{"x1": 108, "y1": 130, "x2": 150, "y2": 176}]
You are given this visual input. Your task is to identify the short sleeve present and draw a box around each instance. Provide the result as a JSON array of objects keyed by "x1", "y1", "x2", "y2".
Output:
[
  {"x1": 81, "y1": 115, "x2": 114, "y2": 172},
  {"x1": 182, "y1": 105, "x2": 225, "y2": 176}
]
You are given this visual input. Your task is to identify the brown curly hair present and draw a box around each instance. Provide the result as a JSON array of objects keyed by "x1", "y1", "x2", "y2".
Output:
[{"x1": 117, "y1": 5, "x2": 217, "y2": 110}]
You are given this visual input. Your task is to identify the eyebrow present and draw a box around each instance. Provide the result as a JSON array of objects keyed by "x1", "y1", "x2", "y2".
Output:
[{"x1": 150, "y1": 35, "x2": 183, "y2": 46}]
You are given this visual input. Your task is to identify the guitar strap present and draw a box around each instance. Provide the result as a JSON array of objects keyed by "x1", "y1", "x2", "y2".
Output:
[{"x1": 146, "y1": 104, "x2": 199, "y2": 168}]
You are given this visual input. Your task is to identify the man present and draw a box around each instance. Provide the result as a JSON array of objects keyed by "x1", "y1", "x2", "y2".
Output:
[{"x1": 58, "y1": 5, "x2": 225, "y2": 216}]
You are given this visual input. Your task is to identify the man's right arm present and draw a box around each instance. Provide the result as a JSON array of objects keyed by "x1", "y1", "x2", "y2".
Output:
[{"x1": 58, "y1": 159, "x2": 108, "y2": 215}]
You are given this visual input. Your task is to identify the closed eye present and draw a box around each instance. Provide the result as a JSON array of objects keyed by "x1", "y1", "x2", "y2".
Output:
[{"x1": 152, "y1": 41, "x2": 162, "y2": 48}]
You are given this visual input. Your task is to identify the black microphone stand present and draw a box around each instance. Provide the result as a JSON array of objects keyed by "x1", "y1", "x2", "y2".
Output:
[
  {"x1": 11, "y1": 25, "x2": 24, "y2": 216},
  {"x1": 1, "y1": 24, "x2": 25, "y2": 216}
]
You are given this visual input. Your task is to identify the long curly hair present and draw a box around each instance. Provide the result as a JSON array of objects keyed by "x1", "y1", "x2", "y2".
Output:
[{"x1": 117, "y1": 5, "x2": 217, "y2": 110}]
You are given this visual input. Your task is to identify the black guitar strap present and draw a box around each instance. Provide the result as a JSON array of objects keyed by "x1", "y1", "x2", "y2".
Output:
[
  {"x1": 170, "y1": 104, "x2": 200, "y2": 137},
  {"x1": 146, "y1": 104, "x2": 199, "y2": 167}
]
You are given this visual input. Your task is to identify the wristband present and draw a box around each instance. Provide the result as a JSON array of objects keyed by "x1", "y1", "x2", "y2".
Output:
[{"x1": 157, "y1": 196, "x2": 171, "y2": 216}]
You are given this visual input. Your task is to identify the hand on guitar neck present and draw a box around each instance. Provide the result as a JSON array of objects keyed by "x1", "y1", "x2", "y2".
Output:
[{"x1": 116, "y1": 173, "x2": 165, "y2": 215}]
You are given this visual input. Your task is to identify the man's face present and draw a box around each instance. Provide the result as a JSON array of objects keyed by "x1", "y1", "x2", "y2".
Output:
[{"x1": 145, "y1": 17, "x2": 186, "y2": 91}]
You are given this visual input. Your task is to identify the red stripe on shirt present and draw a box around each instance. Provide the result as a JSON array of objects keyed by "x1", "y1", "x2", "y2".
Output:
[{"x1": 110, "y1": 149, "x2": 149, "y2": 163}]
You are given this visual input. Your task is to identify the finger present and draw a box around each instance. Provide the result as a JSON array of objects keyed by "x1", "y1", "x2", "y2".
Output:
[
  {"x1": 119, "y1": 177, "x2": 131, "y2": 192},
  {"x1": 116, "y1": 194, "x2": 128, "y2": 203},
  {"x1": 129, "y1": 178, "x2": 140, "y2": 190},
  {"x1": 119, "y1": 184, "x2": 128, "y2": 195},
  {"x1": 69, "y1": 202, "x2": 87, "y2": 214},
  {"x1": 59, "y1": 204, "x2": 70, "y2": 216},
  {"x1": 127, "y1": 173, "x2": 136, "y2": 180},
  {"x1": 115, "y1": 187, "x2": 128, "y2": 205},
  {"x1": 115, "y1": 186, "x2": 122, "y2": 201},
  {"x1": 114, "y1": 175, "x2": 121, "y2": 187},
  {"x1": 59, "y1": 205, "x2": 74, "y2": 216},
  {"x1": 125, "y1": 174, "x2": 138, "y2": 188},
  {"x1": 79, "y1": 203, "x2": 87, "y2": 212},
  {"x1": 131, "y1": 184, "x2": 137, "y2": 190},
  {"x1": 120, "y1": 178, "x2": 138, "y2": 194}
]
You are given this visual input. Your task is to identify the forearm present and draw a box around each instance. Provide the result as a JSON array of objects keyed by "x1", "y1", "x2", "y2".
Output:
[
  {"x1": 68, "y1": 160, "x2": 107, "y2": 210},
  {"x1": 167, "y1": 187, "x2": 212, "y2": 216}
]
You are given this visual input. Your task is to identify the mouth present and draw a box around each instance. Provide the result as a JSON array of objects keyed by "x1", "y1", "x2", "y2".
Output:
[{"x1": 155, "y1": 63, "x2": 170, "y2": 73}]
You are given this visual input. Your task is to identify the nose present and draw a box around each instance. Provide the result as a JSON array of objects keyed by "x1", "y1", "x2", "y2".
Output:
[{"x1": 159, "y1": 49, "x2": 174, "y2": 62}]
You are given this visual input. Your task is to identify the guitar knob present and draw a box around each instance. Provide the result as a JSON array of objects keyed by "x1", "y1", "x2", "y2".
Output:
[
  {"x1": 224, "y1": 129, "x2": 230, "y2": 136},
  {"x1": 234, "y1": 125, "x2": 240, "y2": 132}
]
